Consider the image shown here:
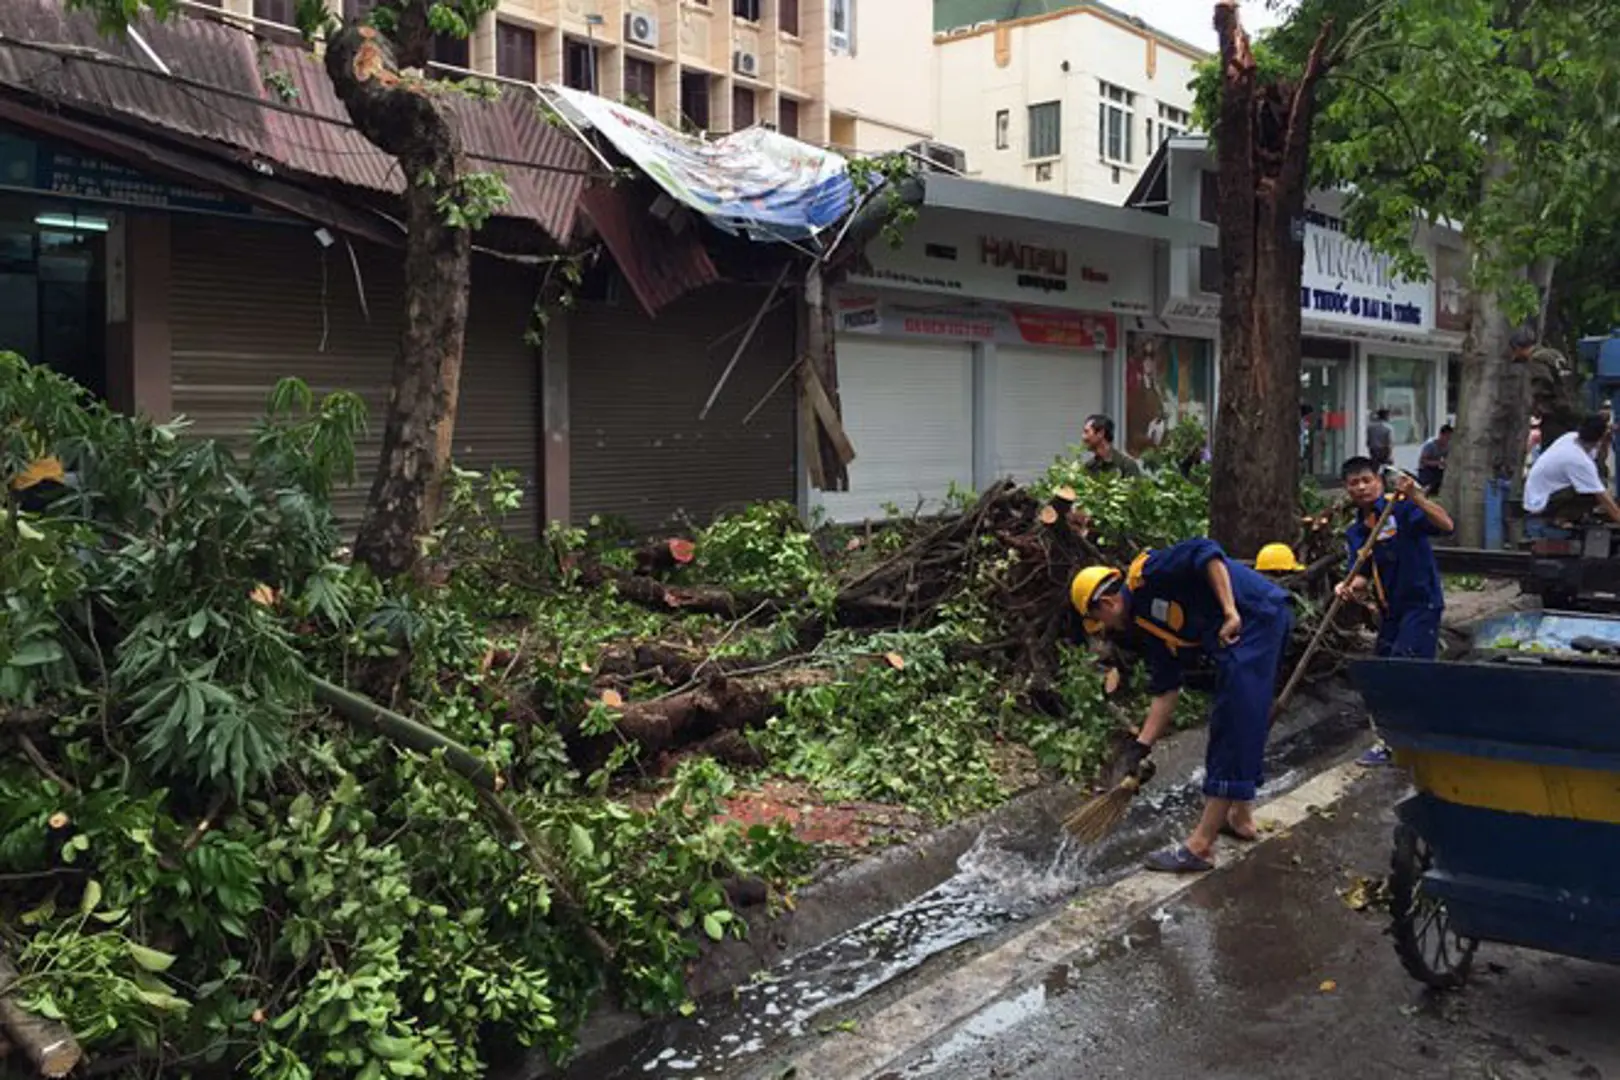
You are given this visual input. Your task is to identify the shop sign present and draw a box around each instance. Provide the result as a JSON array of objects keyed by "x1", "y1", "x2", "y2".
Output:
[
  {"x1": 836, "y1": 294, "x2": 1116, "y2": 350},
  {"x1": 1300, "y1": 212, "x2": 1433, "y2": 332},
  {"x1": 1162, "y1": 297, "x2": 1221, "y2": 322},
  {"x1": 0, "y1": 132, "x2": 264, "y2": 219}
]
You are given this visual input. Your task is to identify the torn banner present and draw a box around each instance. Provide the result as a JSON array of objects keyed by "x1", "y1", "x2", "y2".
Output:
[{"x1": 548, "y1": 85, "x2": 854, "y2": 242}]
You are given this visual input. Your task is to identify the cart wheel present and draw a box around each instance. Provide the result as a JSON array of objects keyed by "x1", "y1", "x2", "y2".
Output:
[{"x1": 1389, "y1": 823, "x2": 1477, "y2": 990}]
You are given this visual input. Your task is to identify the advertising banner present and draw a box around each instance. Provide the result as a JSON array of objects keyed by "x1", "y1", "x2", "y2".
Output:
[{"x1": 835, "y1": 294, "x2": 1117, "y2": 350}]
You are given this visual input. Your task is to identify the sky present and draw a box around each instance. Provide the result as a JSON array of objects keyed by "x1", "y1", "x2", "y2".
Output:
[{"x1": 1101, "y1": 0, "x2": 1287, "y2": 52}]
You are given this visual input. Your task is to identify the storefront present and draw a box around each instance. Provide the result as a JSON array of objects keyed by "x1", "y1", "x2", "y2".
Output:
[{"x1": 820, "y1": 177, "x2": 1210, "y2": 522}]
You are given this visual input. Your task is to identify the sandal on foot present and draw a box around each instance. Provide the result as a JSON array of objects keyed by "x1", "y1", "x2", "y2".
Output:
[
  {"x1": 1144, "y1": 844, "x2": 1214, "y2": 874},
  {"x1": 1220, "y1": 823, "x2": 1259, "y2": 842}
]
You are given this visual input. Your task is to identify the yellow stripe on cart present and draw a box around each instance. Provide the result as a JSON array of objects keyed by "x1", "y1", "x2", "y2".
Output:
[{"x1": 1399, "y1": 749, "x2": 1620, "y2": 826}]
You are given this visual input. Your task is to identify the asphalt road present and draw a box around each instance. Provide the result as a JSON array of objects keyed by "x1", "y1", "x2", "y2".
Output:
[{"x1": 879, "y1": 768, "x2": 1619, "y2": 1080}]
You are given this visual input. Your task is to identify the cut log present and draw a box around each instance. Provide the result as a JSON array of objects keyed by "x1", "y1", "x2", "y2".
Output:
[
  {"x1": 598, "y1": 570, "x2": 778, "y2": 620},
  {"x1": 576, "y1": 668, "x2": 833, "y2": 768},
  {"x1": 0, "y1": 956, "x2": 82, "y2": 1078}
]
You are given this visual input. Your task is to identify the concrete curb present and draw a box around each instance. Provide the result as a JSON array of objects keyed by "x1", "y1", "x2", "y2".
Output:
[{"x1": 771, "y1": 759, "x2": 1370, "y2": 1080}]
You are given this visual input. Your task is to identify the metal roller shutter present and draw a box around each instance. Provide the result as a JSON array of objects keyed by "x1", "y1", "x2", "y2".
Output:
[
  {"x1": 815, "y1": 337, "x2": 974, "y2": 523},
  {"x1": 569, "y1": 287, "x2": 797, "y2": 531},
  {"x1": 170, "y1": 218, "x2": 540, "y2": 539},
  {"x1": 993, "y1": 344, "x2": 1105, "y2": 484}
]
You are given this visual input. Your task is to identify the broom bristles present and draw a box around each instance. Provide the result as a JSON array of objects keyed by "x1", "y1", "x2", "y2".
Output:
[{"x1": 1062, "y1": 777, "x2": 1141, "y2": 843}]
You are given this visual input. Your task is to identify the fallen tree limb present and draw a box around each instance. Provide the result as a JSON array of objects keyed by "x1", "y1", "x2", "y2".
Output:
[
  {"x1": 312, "y1": 677, "x2": 503, "y2": 792},
  {"x1": 0, "y1": 956, "x2": 82, "y2": 1078}
]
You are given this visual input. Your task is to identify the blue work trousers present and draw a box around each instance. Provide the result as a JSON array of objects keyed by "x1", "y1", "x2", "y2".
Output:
[
  {"x1": 1376, "y1": 603, "x2": 1442, "y2": 660},
  {"x1": 1204, "y1": 603, "x2": 1293, "y2": 802}
]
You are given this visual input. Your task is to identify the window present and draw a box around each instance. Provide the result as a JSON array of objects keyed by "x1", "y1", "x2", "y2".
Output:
[
  {"x1": 624, "y1": 57, "x2": 657, "y2": 115},
  {"x1": 829, "y1": 0, "x2": 854, "y2": 55},
  {"x1": 995, "y1": 109, "x2": 1009, "y2": 150},
  {"x1": 1148, "y1": 102, "x2": 1190, "y2": 155},
  {"x1": 1027, "y1": 100, "x2": 1060, "y2": 159},
  {"x1": 432, "y1": 34, "x2": 470, "y2": 73},
  {"x1": 496, "y1": 21, "x2": 537, "y2": 82},
  {"x1": 778, "y1": 97, "x2": 800, "y2": 138},
  {"x1": 733, "y1": 0, "x2": 761, "y2": 19},
  {"x1": 732, "y1": 86, "x2": 756, "y2": 129},
  {"x1": 254, "y1": 0, "x2": 294, "y2": 24},
  {"x1": 780, "y1": 0, "x2": 800, "y2": 36},
  {"x1": 564, "y1": 39, "x2": 597, "y2": 92},
  {"x1": 1097, "y1": 81, "x2": 1134, "y2": 164},
  {"x1": 1367, "y1": 356, "x2": 1436, "y2": 455},
  {"x1": 681, "y1": 69, "x2": 711, "y2": 130}
]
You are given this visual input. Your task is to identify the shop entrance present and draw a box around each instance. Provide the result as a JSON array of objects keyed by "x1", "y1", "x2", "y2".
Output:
[
  {"x1": 1300, "y1": 337, "x2": 1354, "y2": 481},
  {"x1": 0, "y1": 194, "x2": 108, "y2": 397}
]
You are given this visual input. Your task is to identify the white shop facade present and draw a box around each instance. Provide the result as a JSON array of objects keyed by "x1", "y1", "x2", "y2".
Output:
[
  {"x1": 817, "y1": 175, "x2": 1215, "y2": 523},
  {"x1": 1133, "y1": 137, "x2": 1469, "y2": 483}
]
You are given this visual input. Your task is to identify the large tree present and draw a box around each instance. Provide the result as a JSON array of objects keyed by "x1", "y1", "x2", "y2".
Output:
[
  {"x1": 75, "y1": 0, "x2": 505, "y2": 578},
  {"x1": 1261, "y1": 0, "x2": 1620, "y2": 544}
]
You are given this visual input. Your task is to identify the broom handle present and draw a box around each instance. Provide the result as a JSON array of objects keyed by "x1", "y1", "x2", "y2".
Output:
[{"x1": 1272, "y1": 491, "x2": 1403, "y2": 716}]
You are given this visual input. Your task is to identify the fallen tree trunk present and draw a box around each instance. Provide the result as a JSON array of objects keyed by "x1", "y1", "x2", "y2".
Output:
[
  {"x1": 590, "y1": 568, "x2": 779, "y2": 620},
  {"x1": 0, "y1": 956, "x2": 81, "y2": 1078},
  {"x1": 576, "y1": 668, "x2": 834, "y2": 769}
]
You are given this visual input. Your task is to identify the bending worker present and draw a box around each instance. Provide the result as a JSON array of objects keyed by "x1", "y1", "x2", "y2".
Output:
[{"x1": 1072, "y1": 538, "x2": 1294, "y2": 874}]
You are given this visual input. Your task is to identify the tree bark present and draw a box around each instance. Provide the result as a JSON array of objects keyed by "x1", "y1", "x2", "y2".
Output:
[
  {"x1": 1449, "y1": 155, "x2": 1537, "y2": 547},
  {"x1": 1208, "y1": 2, "x2": 1332, "y2": 558},
  {"x1": 326, "y1": 23, "x2": 473, "y2": 580}
]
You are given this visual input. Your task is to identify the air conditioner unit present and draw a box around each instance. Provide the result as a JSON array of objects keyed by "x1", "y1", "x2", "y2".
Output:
[
  {"x1": 624, "y1": 11, "x2": 658, "y2": 48},
  {"x1": 829, "y1": 29, "x2": 850, "y2": 53},
  {"x1": 733, "y1": 50, "x2": 758, "y2": 77},
  {"x1": 906, "y1": 140, "x2": 968, "y2": 174}
]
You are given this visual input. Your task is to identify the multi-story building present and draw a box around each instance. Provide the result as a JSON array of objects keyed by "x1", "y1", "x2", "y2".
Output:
[
  {"x1": 230, "y1": 0, "x2": 934, "y2": 152},
  {"x1": 931, "y1": 0, "x2": 1206, "y2": 202}
]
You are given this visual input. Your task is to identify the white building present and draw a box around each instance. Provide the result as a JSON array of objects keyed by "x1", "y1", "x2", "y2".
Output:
[
  {"x1": 1129, "y1": 136, "x2": 1469, "y2": 481},
  {"x1": 815, "y1": 174, "x2": 1214, "y2": 522},
  {"x1": 931, "y1": 1, "x2": 1205, "y2": 203}
]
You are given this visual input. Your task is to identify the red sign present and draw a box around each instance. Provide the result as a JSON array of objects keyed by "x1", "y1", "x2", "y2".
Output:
[{"x1": 837, "y1": 295, "x2": 1116, "y2": 349}]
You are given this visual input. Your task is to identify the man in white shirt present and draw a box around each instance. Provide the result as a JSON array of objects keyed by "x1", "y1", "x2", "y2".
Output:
[{"x1": 1523, "y1": 413, "x2": 1620, "y2": 538}]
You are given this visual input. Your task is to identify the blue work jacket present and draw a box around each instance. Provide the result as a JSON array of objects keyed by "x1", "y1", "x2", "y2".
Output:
[
  {"x1": 1344, "y1": 496, "x2": 1448, "y2": 614},
  {"x1": 1122, "y1": 538, "x2": 1291, "y2": 695}
]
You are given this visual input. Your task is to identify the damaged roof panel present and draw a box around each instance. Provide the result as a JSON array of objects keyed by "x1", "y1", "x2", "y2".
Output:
[
  {"x1": 0, "y1": 0, "x2": 589, "y2": 242},
  {"x1": 580, "y1": 183, "x2": 720, "y2": 317}
]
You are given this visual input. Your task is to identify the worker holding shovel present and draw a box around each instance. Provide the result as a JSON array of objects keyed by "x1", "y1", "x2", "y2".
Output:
[
  {"x1": 1069, "y1": 537, "x2": 1294, "y2": 873},
  {"x1": 1337, "y1": 457, "x2": 1454, "y2": 766}
]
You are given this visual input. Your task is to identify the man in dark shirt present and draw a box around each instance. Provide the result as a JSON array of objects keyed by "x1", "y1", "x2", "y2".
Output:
[
  {"x1": 1511, "y1": 328, "x2": 1582, "y2": 449},
  {"x1": 1417, "y1": 424, "x2": 1452, "y2": 495},
  {"x1": 1081, "y1": 414, "x2": 1142, "y2": 478},
  {"x1": 1366, "y1": 408, "x2": 1394, "y2": 469}
]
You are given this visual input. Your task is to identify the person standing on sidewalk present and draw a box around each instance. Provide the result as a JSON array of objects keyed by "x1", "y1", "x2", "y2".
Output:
[
  {"x1": 1336, "y1": 457, "x2": 1454, "y2": 766},
  {"x1": 1417, "y1": 425, "x2": 1452, "y2": 496},
  {"x1": 1366, "y1": 409, "x2": 1394, "y2": 470},
  {"x1": 1081, "y1": 414, "x2": 1143, "y2": 478},
  {"x1": 1071, "y1": 538, "x2": 1294, "y2": 874},
  {"x1": 1512, "y1": 328, "x2": 1582, "y2": 450}
]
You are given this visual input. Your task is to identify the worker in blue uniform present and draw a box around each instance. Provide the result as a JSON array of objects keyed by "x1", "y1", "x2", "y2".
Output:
[
  {"x1": 1337, "y1": 457, "x2": 1454, "y2": 766},
  {"x1": 1071, "y1": 537, "x2": 1294, "y2": 874}
]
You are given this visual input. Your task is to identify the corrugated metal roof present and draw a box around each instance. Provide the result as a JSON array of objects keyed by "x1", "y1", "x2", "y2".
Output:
[
  {"x1": 0, "y1": 0, "x2": 588, "y2": 242},
  {"x1": 581, "y1": 184, "x2": 719, "y2": 317}
]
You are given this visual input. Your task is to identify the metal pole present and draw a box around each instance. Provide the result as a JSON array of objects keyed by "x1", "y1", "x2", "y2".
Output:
[{"x1": 699, "y1": 263, "x2": 793, "y2": 420}]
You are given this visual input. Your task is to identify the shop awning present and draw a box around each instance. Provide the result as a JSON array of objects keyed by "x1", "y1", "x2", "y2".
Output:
[{"x1": 922, "y1": 174, "x2": 1217, "y2": 247}]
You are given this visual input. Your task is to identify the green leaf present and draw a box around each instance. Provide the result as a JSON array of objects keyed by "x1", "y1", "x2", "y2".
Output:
[
  {"x1": 128, "y1": 943, "x2": 178, "y2": 973},
  {"x1": 135, "y1": 987, "x2": 190, "y2": 1012},
  {"x1": 186, "y1": 609, "x2": 208, "y2": 638},
  {"x1": 79, "y1": 879, "x2": 102, "y2": 915},
  {"x1": 7, "y1": 639, "x2": 64, "y2": 667},
  {"x1": 702, "y1": 912, "x2": 726, "y2": 941},
  {"x1": 568, "y1": 823, "x2": 594, "y2": 861}
]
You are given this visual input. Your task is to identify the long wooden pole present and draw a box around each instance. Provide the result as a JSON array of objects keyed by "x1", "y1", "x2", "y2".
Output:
[{"x1": 1273, "y1": 492, "x2": 1403, "y2": 715}]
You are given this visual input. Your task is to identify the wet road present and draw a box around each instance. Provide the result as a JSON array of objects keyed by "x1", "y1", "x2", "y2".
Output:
[{"x1": 878, "y1": 769, "x2": 1620, "y2": 1080}]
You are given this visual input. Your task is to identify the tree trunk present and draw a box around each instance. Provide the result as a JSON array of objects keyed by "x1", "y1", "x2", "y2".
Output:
[
  {"x1": 1448, "y1": 155, "x2": 1538, "y2": 547},
  {"x1": 1208, "y1": 3, "x2": 1333, "y2": 559},
  {"x1": 326, "y1": 24, "x2": 473, "y2": 580}
]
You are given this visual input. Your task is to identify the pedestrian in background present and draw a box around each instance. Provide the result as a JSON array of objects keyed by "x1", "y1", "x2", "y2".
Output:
[
  {"x1": 1417, "y1": 424, "x2": 1452, "y2": 496},
  {"x1": 1081, "y1": 414, "x2": 1143, "y2": 478},
  {"x1": 1511, "y1": 328, "x2": 1582, "y2": 449},
  {"x1": 1366, "y1": 408, "x2": 1394, "y2": 469}
]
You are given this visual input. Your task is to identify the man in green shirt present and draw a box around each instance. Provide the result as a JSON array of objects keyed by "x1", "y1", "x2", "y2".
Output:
[
  {"x1": 1511, "y1": 328, "x2": 1582, "y2": 449},
  {"x1": 1082, "y1": 414, "x2": 1143, "y2": 478}
]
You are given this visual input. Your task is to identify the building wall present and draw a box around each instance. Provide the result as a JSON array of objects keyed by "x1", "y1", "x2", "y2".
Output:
[
  {"x1": 227, "y1": 0, "x2": 926, "y2": 151},
  {"x1": 814, "y1": 0, "x2": 935, "y2": 151},
  {"x1": 933, "y1": 9, "x2": 1203, "y2": 201}
]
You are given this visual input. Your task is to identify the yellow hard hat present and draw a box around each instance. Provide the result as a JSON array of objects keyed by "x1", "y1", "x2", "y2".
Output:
[
  {"x1": 1255, "y1": 542, "x2": 1305, "y2": 573},
  {"x1": 1070, "y1": 566, "x2": 1122, "y2": 635},
  {"x1": 9, "y1": 456, "x2": 63, "y2": 493}
]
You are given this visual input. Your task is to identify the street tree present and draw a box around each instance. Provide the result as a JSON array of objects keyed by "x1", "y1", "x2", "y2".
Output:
[
  {"x1": 1258, "y1": 0, "x2": 1620, "y2": 543},
  {"x1": 73, "y1": 0, "x2": 508, "y2": 578}
]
